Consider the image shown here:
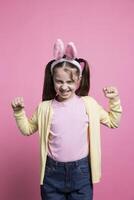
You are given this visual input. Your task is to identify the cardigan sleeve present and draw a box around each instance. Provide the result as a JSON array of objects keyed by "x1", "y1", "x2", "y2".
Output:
[
  {"x1": 98, "y1": 99, "x2": 123, "y2": 128},
  {"x1": 13, "y1": 107, "x2": 38, "y2": 136}
]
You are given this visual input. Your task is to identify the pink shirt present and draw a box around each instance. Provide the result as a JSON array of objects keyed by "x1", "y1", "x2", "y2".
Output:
[{"x1": 47, "y1": 94, "x2": 89, "y2": 162}]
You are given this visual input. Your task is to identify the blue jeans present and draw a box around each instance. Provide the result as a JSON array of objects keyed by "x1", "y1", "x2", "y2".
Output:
[{"x1": 40, "y1": 155, "x2": 93, "y2": 200}]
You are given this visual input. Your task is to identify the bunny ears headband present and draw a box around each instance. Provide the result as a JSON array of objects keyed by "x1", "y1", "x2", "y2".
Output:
[{"x1": 51, "y1": 39, "x2": 82, "y2": 76}]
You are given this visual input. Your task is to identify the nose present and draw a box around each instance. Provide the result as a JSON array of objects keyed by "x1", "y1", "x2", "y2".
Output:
[{"x1": 61, "y1": 83, "x2": 68, "y2": 91}]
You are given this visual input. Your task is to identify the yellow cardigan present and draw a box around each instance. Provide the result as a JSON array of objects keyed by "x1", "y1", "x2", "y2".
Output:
[{"x1": 13, "y1": 96, "x2": 122, "y2": 185}]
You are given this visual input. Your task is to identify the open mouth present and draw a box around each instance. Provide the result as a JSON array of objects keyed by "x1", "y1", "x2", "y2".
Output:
[{"x1": 60, "y1": 91, "x2": 70, "y2": 95}]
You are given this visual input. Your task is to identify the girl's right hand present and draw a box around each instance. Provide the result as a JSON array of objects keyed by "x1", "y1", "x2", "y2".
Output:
[{"x1": 11, "y1": 97, "x2": 25, "y2": 112}]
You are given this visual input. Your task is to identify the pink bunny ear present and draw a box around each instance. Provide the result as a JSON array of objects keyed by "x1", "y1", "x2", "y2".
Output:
[
  {"x1": 65, "y1": 42, "x2": 77, "y2": 60},
  {"x1": 53, "y1": 39, "x2": 65, "y2": 60}
]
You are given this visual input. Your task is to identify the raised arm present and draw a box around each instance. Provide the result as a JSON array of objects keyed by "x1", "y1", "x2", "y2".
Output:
[
  {"x1": 99, "y1": 86, "x2": 122, "y2": 128},
  {"x1": 11, "y1": 97, "x2": 38, "y2": 135}
]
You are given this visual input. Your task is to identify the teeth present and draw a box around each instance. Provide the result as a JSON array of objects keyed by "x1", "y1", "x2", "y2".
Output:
[{"x1": 61, "y1": 92, "x2": 69, "y2": 95}]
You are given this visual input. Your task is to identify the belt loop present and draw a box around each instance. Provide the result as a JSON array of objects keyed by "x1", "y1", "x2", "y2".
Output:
[{"x1": 75, "y1": 161, "x2": 78, "y2": 167}]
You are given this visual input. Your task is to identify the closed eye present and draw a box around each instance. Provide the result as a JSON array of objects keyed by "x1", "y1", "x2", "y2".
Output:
[
  {"x1": 55, "y1": 80, "x2": 63, "y2": 83},
  {"x1": 67, "y1": 81, "x2": 74, "y2": 84},
  {"x1": 55, "y1": 80, "x2": 74, "y2": 84}
]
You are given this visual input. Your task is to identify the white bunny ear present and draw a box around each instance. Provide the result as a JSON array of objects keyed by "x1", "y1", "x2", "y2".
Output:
[
  {"x1": 53, "y1": 39, "x2": 65, "y2": 60},
  {"x1": 65, "y1": 42, "x2": 77, "y2": 60}
]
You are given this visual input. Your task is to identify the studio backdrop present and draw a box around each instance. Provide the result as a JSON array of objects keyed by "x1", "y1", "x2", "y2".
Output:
[{"x1": 0, "y1": 0, "x2": 133, "y2": 199}]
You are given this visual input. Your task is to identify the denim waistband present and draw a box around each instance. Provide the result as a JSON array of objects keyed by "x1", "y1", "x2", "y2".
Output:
[{"x1": 46, "y1": 155, "x2": 89, "y2": 167}]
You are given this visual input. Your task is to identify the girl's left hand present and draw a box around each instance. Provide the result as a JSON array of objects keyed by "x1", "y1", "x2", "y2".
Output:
[{"x1": 103, "y1": 86, "x2": 119, "y2": 101}]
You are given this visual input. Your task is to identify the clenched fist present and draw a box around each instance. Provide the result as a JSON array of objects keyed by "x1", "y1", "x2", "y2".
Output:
[
  {"x1": 11, "y1": 97, "x2": 25, "y2": 111},
  {"x1": 103, "y1": 86, "x2": 119, "y2": 101}
]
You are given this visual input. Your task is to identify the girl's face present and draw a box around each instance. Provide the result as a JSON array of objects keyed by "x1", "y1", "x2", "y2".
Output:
[{"x1": 53, "y1": 66, "x2": 81, "y2": 102}]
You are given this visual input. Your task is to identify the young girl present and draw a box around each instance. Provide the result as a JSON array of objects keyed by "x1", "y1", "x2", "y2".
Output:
[{"x1": 11, "y1": 39, "x2": 122, "y2": 200}]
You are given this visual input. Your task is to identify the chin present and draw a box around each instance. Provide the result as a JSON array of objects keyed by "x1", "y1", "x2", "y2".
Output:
[
  {"x1": 59, "y1": 94, "x2": 72, "y2": 100},
  {"x1": 61, "y1": 95, "x2": 70, "y2": 99}
]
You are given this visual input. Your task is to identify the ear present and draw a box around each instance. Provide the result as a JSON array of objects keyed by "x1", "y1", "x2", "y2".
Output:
[
  {"x1": 78, "y1": 74, "x2": 82, "y2": 82},
  {"x1": 53, "y1": 39, "x2": 65, "y2": 60},
  {"x1": 65, "y1": 42, "x2": 77, "y2": 60}
]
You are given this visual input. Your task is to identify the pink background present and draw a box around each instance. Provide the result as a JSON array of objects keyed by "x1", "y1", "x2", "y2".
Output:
[{"x1": 0, "y1": 0, "x2": 133, "y2": 199}]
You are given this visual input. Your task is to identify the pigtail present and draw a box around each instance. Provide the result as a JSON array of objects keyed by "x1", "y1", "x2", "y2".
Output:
[
  {"x1": 42, "y1": 60, "x2": 56, "y2": 101},
  {"x1": 75, "y1": 58, "x2": 90, "y2": 96}
]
